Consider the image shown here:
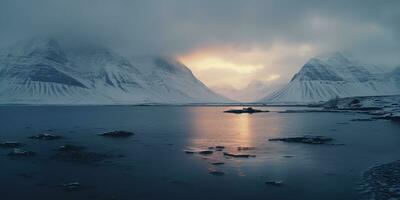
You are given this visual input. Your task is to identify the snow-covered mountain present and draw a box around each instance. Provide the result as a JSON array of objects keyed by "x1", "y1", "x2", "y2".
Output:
[
  {"x1": 259, "y1": 53, "x2": 400, "y2": 104},
  {"x1": 0, "y1": 38, "x2": 228, "y2": 104}
]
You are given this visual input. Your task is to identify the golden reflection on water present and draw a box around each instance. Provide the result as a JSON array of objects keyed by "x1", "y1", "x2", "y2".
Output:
[
  {"x1": 188, "y1": 107, "x2": 255, "y2": 148},
  {"x1": 186, "y1": 107, "x2": 283, "y2": 177}
]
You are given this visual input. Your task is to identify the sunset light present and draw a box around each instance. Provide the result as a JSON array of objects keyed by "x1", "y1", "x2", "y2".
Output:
[{"x1": 178, "y1": 43, "x2": 314, "y2": 91}]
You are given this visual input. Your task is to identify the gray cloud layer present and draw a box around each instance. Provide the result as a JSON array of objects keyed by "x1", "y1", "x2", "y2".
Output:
[{"x1": 1, "y1": 0, "x2": 399, "y2": 65}]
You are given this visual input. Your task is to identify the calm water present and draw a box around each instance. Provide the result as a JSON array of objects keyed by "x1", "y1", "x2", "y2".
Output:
[{"x1": 0, "y1": 106, "x2": 400, "y2": 200}]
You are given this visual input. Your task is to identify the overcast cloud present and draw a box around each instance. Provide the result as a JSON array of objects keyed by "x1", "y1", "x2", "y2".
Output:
[{"x1": 1, "y1": 0, "x2": 399, "y2": 93}]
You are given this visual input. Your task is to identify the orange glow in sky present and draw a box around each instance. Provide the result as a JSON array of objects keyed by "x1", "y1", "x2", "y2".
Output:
[{"x1": 178, "y1": 43, "x2": 314, "y2": 90}]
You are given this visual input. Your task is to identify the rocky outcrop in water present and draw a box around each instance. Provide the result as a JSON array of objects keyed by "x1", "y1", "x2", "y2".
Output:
[
  {"x1": 223, "y1": 152, "x2": 256, "y2": 158},
  {"x1": 52, "y1": 144, "x2": 109, "y2": 163},
  {"x1": 268, "y1": 136, "x2": 333, "y2": 145},
  {"x1": 97, "y1": 130, "x2": 134, "y2": 137},
  {"x1": 29, "y1": 133, "x2": 62, "y2": 140},
  {"x1": 224, "y1": 107, "x2": 269, "y2": 114},
  {"x1": 8, "y1": 148, "x2": 35, "y2": 157},
  {"x1": 0, "y1": 141, "x2": 22, "y2": 148}
]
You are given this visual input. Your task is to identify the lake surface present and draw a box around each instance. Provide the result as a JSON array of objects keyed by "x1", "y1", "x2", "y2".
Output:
[{"x1": 0, "y1": 106, "x2": 399, "y2": 200}]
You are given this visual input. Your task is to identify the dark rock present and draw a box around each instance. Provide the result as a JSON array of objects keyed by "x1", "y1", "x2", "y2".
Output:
[
  {"x1": 350, "y1": 99, "x2": 360, "y2": 105},
  {"x1": 223, "y1": 152, "x2": 256, "y2": 158},
  {"x1": 362, "y1": 160, "x2": 400, "y2": 200},
  {"x1": 56, "y1": 144, "x2": 85, "y2": 152},
  {"x1": 8, "y1": 148, "x2": 35, "y2": 157},
  {"x1": 268, "y1": 136, "x2": 333, "y2": 145},
  {"x1": 215, "y1": 146, "x2": 225, "y2": 151},
  {"x1": 346, "y1": 107, "x2": 381, "y2": 111},
  {"x1": 63, "y1": 182, "x2": 80, "y2": 189},
  {"x1": 184, "y1": 150, "x2": 195, "y2": 154},
  {"x1": 237, "y1": 146, "x2": 256, "y2": 151},
  {"x1": 0, "y1": 141, "x2": 22, "y2": 148},
  {"x1": 29, "y1": 133, "x2": 62, "y2": 140},
  {"x1": 351, "y1": 118, "x2": 375, "y2": 122},
  {"x1": 198, "y1": 150, "x2": 213, "y2": 155},
  {"x1": 265, "y1": 180, "x2": 283, "y2": 186},
  {"x1": 57, "y1": 182, "x2": 88, "y2": 191},
  {"x1": 209, "y1": 171, "x2": 225, "y2": 176},
  {"x1": 52, "y1": 146, "x2": 108, "y2": 163},
  {"x1": 283, "y1": 155, "x2": 294, "y2": 158},
  {"x1": 211, "y1": 162, "x2": 225, "y2": 165},
  {"x1": 332, "y1": 143, "x2": 346, "y2": 146},
  {"x1": 224, "y1": 107, "x2": 269, "y2": 114},
  {"x1": 390, "y1": 116, "x2": 400, "y2": 122},
  {"x1": 375, "y1": 115, "x2": 400, "y2": 122},
  {"x1": 184, "y1": 149, "x2": 214, "y2": 155},
  {"x1": 278, "y1": 109, "x2": 344, "y2": 113},
  {"x1": 97, "y1": 130, "x2": 134, "y2": 137}
]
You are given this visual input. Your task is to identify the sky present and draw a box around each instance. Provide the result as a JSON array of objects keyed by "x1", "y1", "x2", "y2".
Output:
[{"x1": 1, "y1": 0, "x2": 399, "y2": 99}]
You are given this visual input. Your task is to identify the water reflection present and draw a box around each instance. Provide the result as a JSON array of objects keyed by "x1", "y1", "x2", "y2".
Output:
[
  {"x1": 186, "y1": 107, "x2": 276, "y2": 176},
  {"x1": 1, "y1": 106, "x2": 399, "y2": 199},
  {"x1": 188, "y1": 107, "x2": 255, "y2": 148}
]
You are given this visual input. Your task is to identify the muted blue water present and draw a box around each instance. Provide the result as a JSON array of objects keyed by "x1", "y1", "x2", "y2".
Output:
[{"x1": 0, "y1": 106, "x2": 399, "y2": 200}]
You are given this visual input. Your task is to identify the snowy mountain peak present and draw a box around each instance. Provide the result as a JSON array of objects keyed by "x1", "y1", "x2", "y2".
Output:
[
  {"x1": 291, "y1": 58, "x2": 343, "y2": 82},
  {"x1": 291, "y1": 52, "x2": 386, "y2": 83},
  {"x1": 290, "y1": 52, "x2": 354, "y2": 82},
  {"x1": 153, "y1": 57, "x2": 185, "y2": 73},
  {"x1": 0, "y1": 38, "x2": 228, "y2": 104},
  {"x1": 0, "y1": 38, "x2": 86, "y2": 88},
  {"x1": 260, "y1": 53, "x2": 400, "y2": 104},
  {"x1": 130, "y1": 56, "x2": 192, "y2": 76},
  {"x1": 314, "y1": 52, "x2": 354, "y2": 64},
  {"x1": 10, "y1": 38, "x2": 64, "y2": 57}
]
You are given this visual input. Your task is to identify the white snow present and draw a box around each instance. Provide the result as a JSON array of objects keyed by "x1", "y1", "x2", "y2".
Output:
[
  {"x1": 260, "y1": 52, "x2": 400, "y2": 104},
  {"x1": 0, "y1": 38, "x2": 228, "y2": 105},
  {"x1": 326, "y1": 95, "x2": 400, "y2": 113}
]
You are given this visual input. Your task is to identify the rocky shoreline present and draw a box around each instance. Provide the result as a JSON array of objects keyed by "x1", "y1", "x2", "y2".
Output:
[
  {"x1": 360, "y1": 160, "x2": 400, "y2": 200},
  {"x1": 323, "y1": 95, "x2": 400, "y2": 122}
]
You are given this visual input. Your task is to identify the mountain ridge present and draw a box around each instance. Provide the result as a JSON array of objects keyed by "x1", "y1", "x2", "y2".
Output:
[
  {"x1": 259, "y1": 53, "x2": 400, "y2": 104},
  {"x1": 0, "y1": 38, "x2": 228, "y2": 105}
]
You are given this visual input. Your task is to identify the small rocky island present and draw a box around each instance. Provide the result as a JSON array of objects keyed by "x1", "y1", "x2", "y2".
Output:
[
  {"x1": 29, "y1": 133, "x2": 63, "y2": 140},
  {"x1": 268, "y1": 136, "x2": 334, "y2": 145},
  {"x1": 52, "y1": 144, "x2": 109, "y2": 163},
  {"x1": 224, "y1": 107, "x2": 269, "y2": 114},
  {"x1": 0, "y1": 141, "x2": 22, "y2": 148},
  {"x1": 97, "y1": 130, "x2": 134, "y2": 137}
]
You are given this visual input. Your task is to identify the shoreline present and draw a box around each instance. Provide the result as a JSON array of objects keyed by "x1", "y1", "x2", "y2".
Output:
[{"x1": 361, "y1": 160, "x2": 400, "y2": 200}]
